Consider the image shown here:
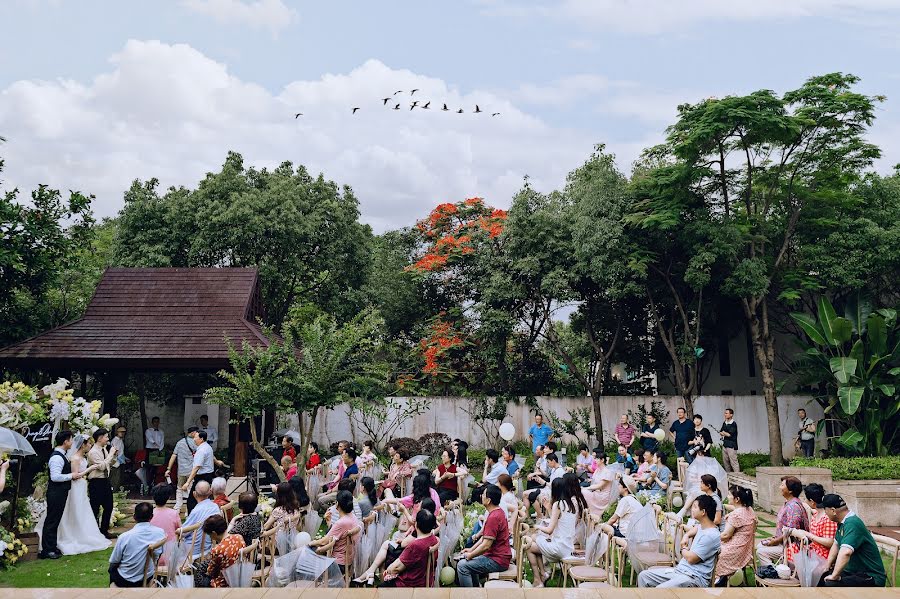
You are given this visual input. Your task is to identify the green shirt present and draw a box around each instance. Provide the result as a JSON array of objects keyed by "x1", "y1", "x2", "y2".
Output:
[{"x1": 835, "y1": 513, "x2": 886, "y2": 587}]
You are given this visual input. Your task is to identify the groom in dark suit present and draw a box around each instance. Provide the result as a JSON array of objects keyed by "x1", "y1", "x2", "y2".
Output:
[{"x1": 41, "y1": 430, "x2": 85, "y2": 559}]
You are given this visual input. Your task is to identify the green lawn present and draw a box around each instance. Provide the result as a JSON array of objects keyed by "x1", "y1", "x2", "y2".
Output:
[{"x1": 1, "y1": 549, "x2": 112, "y2": 587}]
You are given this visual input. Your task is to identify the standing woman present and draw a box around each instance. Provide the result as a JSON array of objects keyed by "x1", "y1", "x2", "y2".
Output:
[
  {"x1": 527, "y1": 478, "x2": 579, "y2": 588},
  {"x1": 434, "y1": 449, "x2": 459, "y2": 505},
  {"x1": 583, "y1": 451, "x2": 617, "y2": 516}
]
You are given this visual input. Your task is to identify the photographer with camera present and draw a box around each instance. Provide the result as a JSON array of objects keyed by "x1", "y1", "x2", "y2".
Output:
[{"x1": 686, "y1": 414, "x2": 712, "y2": 464}]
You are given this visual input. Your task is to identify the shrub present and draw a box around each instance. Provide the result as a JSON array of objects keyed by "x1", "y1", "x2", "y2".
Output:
[
  {"x1": 386, "y1": 436, "x2": 423, "y2": 457},
  {"x1": 418, "y1": 432, "x2": 452, "y2": 457},
  {"x1": 738, "y1": 453, "x2": 771, "y2": 477},
  {"x1": 467, "y1": 448, "x2": 486, "y2": 470},
  {"x1": 790, "y1": 456, "x2": 900, "y2": 480}
]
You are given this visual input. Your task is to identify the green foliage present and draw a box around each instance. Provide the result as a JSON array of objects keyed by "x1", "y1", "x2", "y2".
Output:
[
  {"x1": 627, "y1": 399, "x2": 670, "y2": 433},
  {"x1": 790, "y1": 456, "x2": 900, "y2": 480},
  {"x1": 347, "y1": 396, "x2": 428, "y2": 453},
  {"x1": 791, "y1": 294, "x2": 900, "y2": 455},
  {"x1": 462, "y1": 396, "x2": 509, "y2": 450}
]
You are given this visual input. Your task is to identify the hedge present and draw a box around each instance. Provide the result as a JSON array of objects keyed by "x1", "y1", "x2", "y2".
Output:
[{"x1": 790, "y1": 456, "x2": 900, "y2": 480}]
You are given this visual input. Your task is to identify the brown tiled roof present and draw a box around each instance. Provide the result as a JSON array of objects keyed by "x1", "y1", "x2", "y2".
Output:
[{"x1": 0, "y1": 267, "x2": 270, "y2": 370}]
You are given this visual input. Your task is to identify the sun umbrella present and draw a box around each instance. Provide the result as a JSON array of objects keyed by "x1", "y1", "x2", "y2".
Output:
[{"x1": 0, "y1": 426, "x2": 36, "y2": 456}]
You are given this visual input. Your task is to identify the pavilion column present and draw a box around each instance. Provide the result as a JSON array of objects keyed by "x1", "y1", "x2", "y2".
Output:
[{"x1": 103, "y1": 372, "x2": 122, "y2": 418}]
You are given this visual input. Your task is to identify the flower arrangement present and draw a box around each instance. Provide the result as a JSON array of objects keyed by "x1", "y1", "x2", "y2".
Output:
[
  {"x1": 110, "y1": 491, "x2": 128, "y2": 528},
  {"x1": 257, "y1": 496, "x2": 275, "y2": 518},
  {"x1": 0, "y1": 381, "x2": 46, "y2": 430},
  {"x1": 635, "y1": 489, "x2": 666, "y2": 506},
  {"x1": 24, "y1": 497, "x2": 46, "y2": 533},
  {"x1": 42, "y1": 378, "x2": 109, "y2": 435},
  {"x1": 0, "y1": 528, "x2": 28, "y2": 569}
]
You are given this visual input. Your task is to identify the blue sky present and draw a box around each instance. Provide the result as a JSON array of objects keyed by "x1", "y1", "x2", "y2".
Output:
[{"x1": 2, "y1": 0, "x2": 899, "y2": 231}]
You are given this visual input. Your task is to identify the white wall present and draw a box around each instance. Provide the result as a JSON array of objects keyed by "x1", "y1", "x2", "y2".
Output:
[{"x1": 290, "y1": 395, "x2": 822, "y2": 458}]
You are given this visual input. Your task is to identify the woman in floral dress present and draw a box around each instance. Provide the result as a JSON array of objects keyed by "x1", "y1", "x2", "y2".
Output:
[
  {"x1": 713, "y1": 486, "x2": 757, "y2": 586},
  {"x1": 195, "y1": 515, "x2": 245, "y2": 587}
]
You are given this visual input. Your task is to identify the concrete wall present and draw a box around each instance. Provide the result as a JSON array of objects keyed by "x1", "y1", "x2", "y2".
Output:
[{"x1": 286, "y1": 394, "x2": 822, "y2": 457}]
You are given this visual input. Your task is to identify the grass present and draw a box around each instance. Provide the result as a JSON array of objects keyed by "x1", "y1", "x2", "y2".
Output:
[{"x1": 0, "y1": 548, "x2": 112, "y2": 587}]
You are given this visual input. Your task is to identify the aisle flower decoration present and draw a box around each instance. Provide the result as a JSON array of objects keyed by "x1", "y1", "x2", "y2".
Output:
[
  {"x1": 0, "y1": 528, "x2": 27, "y2": 569},
  {"x1": 0, "y1": 381, "x2": 46, "y2": 430}
]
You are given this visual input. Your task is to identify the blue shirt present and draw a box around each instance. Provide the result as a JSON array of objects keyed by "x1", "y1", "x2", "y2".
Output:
[
  {"x1": 109, "y1": 522, "x2": 166, "y2": 583},
  {"x1": 507, "y1": 460, "x2": 520, "y2": 476},
  {"x1": 182, "y1": 499, "x2": 221, "y2": 556},
  {"x1": 528, "y1": 424, "x2": 554, "y2": 452},
  {"x1": 650, "y1": 465, "x2": 672, "y2": 494},
  {"x1": 342, "y1": 463, "x2": 359, "y2": 479},
  {"x1": 674, "y1": 526, "x2": 721, "y2": 585},
  {"x1": 670, "y1": 419, "x2": 694, "y2": 451},
  {"x1": 616, "y1": 454, "x2": 637, "y2": 473}
]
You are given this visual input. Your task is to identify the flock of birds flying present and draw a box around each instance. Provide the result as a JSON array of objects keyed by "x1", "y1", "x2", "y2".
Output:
[{"x1": 294, "y1": 89, "x2": 500, "y2": 119}]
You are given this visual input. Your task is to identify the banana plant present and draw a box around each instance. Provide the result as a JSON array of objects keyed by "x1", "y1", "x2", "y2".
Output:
[{"x1": 791, "y1": 294, "x2": 900, "y2": 456}]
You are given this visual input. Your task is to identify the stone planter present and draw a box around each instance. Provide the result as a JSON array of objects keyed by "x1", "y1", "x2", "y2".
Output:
[
  {"x1": 834, "y1": 480, "x2": 900, "y2": 527},
  {"x1": 754, "y1": 467, "x2": 833, "y2": 513}
]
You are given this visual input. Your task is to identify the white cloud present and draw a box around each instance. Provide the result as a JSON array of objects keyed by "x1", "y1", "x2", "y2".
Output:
[
  {"x1": 480, "y1": 0, "x2": 900, "y2": 34},
  {"x1": 181, "y1": 0, "x2": 296, "y2": 35},
  {"x1": 0, "y1": 40, "x2": 597, "y2": 232}
]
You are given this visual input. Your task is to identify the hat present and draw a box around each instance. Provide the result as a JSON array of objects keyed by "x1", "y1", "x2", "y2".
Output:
[{"x1": 821, "y1": 493, "x2": 846, "y2": 509}]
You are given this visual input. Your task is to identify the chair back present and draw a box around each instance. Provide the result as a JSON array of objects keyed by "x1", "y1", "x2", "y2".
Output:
[
  {"x1": 221, "y1": 499, "x2": 237, "y2": 521},
  {"x1": 872, "y1": 534, "x2": 899, "y2": 587},
  {"x1": 141, "y1": 537, "x2": 167, "y2": 588},
  {"x1": 709, "y1": 550, "x2": 721, "y2": 588},
  {"x1": 257, "y1": 527, "x2": 279, "y2": 587},
  {"x1": 341, "y1": 525, "x2": 362, "y2": 587},
  {"x1": 424, "y1": 539, "x2": 440, "y2": 588},
  {"x1": 175, "y1": 522, "x2": 202, "y2": 571},
  {"x1": 240, "y1": 539, "x2": 259, "y2": 563}
]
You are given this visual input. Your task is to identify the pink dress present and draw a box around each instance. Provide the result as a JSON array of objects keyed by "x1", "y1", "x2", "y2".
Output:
[
  {"x1": 151, "y1": 506, "x2": 181, "y2": 541},
  {"x1": 583, "y1": 467, "x2": 617, "y2": 515}
]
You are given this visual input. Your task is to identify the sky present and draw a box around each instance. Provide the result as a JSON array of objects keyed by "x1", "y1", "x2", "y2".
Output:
[{"x1": 2, "y1": 0, "x2": 900, "y2": 232}]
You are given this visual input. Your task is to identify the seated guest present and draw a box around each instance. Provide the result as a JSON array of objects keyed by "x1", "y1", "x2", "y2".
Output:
[
  {"x1": 226, "y1": 492, "x2": 262, "y2": 546},
  {"x1": 678, "y1": 474, "x2": 724, "y2": 529},
  {"x1": 497, "y1": 474, "x2": 518, "y2": 522},
  {"x1": 606, "y1": 479, "x2": 642, "y2": 537},
  {"x1": 526, "y1": 452, "x2": 564, "y2": 517},
  {"x1": 150, "y1": 484, "x2": 181, "y2": 542},
  {"x1": 712, "y1": 486, "x2": 756, "y2": 586},
  {"x1": 181, "y1": 481, "x2": 221, "y2": 557},
  {"x1": 433, "y1": 449, "x2": 459, "y2": 505},
  {"x1": 528, "y1": 478, "x2": 581, "y2": 587},
  {"x1": 358, "y1": 476, "x2": 379, "y2": 517},
  {"x1": 108, "y1": 502, "x2": 166, "y2": 587},
  {"x1": 287, "y1": 474, "x2": 311, "y2": 509},
  {"x1": 326, "y1": 478, "x2": 363, "y2": 523},
  {"x1": 469, "y1": 449, "x2": 506, "y2": 504},
  {"x1": 354, "y1": 497, "x2": 437, "y2": 584},
  {"x1": 502, "y1": 446, "x2": 520, "y2": 477},
  {"x1": 452, "y1": 439, "x2": 469, "y2": 467},
  {"x1": 575, "y1": 443, "x2": 594, "y2": 480},
  {"x1": 280, "y1": 455, "x2": 297, "y2": 481},
  {"x1": 265, "y1": 481, "x2": 301, "y2": 531},
  {"x1": 309, "y1": 490, "x2": 359, "y2": 572},
  {"x1": 305, "y1": 441, "x2": 321, "y2": 473},
  {"x1": 385, "y1": 472, "x2": 442, "y2": 526},
  {"x1": 319, "y1": 448, "x2": 359, "y2": 505},
  {"x1": 322, "y1": 441, "x2": 350, "y2": 493},
  {"x1": 645, "y1": 451, "x2": 672, "y2": 498},
  {"x1": 583, "y1": 450, "x2": 617, "y2": 516},
  {"x1": 211, "y1": 477, "x2": 231, "y2": 518},
  {"x1": 638, "y1": 495, "x2": 721, "y2": 588},
  {"x1": 616, "y1": 444, "x2": 637, "y2": 474},
  {"x1": 820, "y1": 494, "x2": 886, "y2": 587},
  {"x1": 357, "y1": 440, "x2": 377, "y2": 473},
  {"x1": 457, "y1": 485, "x2": 511, "y2": 587},
  {"x1": 756, "y1": 476, "x2": 808, "y2": 566},
  {"x1": 379, "y1": 509, "x2": 440, "y2": 587},
  {"x1": 790, "y1": 483, "x2": 837, "y2": 561},
  {"x1": 379, "y1": 447, "x2": 413, "y2": 498},
  {"x1": 526, "y1": 445, "x2": 547, "y2": 491},
  {"x1": 281, "y1": 436, "x2": 297, "y2": 462},
  {"x1": 195, "y1": 515, "x2": 245, "y2": 588},
  {"x1": 633, "y1": 450, "x2": 654, "y2": 486}
]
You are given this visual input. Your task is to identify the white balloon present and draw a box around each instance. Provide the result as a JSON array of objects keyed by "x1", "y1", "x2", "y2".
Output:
[
  {"x1": 672, "y1": 494, "x2": 684, "y2": 508},
  {"x1": 654, "y1": 428, "x2": 665, "y2": 441},
  {"x1": 294, "y1": 531, "x2": 312, "y2": 547},
  {"x1": 498, "y1": 422, "x2": 516, "y2": 441}
]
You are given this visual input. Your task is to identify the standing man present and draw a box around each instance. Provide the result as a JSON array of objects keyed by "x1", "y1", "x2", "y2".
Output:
[
  {"x1": 820, "y1": 494, "x2": 886, "y2": 587},
  {"x1": 719, "y1": 408, "x2": 739, "y2": 473},
  {"x1": 110, "y1": 426, "x2": 128, "y2": 492},
  {"x1": 797, "y1": 408, "x2": 816, "y2": 458},
  {"x1": 167, "y1": 426, "x2": 199, "y2": 513},
  {"x1": 40, "y1": 430, "x2": 84, "y2": 559},
  {"x1": 199, "y1": 414, "x2": 218, "y2": 450},
  {"x1": 144, "y1": 416, "x2": 164, "y2": 495},
  {"x1": 181, "y1": 430, "x2": 225, "y2": 513},
  {"x1": 639, "y1": 413, "x2": 662, "y2": 454},
  {"x1": 87, "y1": 428, "x2": 119, "y2": 539},
  {"x1": 670, "y1": 407, "x2": 694, "y2": 462},
  {"x1": 528, "y1": 414, "x2": 554, "y2": 454}
]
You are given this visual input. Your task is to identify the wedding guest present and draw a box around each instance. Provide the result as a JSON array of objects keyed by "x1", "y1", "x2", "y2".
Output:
[
  {"x1": 796, "y1": 408, "x2": 816, "y2": 458},
  {"x1": 686, "y1": 414, "x2": 712, "y2": 464},
  {"x1": 713, "y1": 486, "x2": 756, "y2": 586},
  {"x1": 166, "y1": 426, "x2": 199, "y2": 513},
  {"x1": 281, "y1": 436, "x2": 297, "y2": 461},
  {"x1": 265, "y1": 481, "x2": 301, "y2": 531},
  {"x1": 575, "y1": 444, "x2": 594, "y2": 480},
  {"x1": 354, "y1": 498, "x2": 438, "y2": 584},
  {"x1": 358, "y1": 477, "x2": 379, "y2": 517},
  {"x1": 108, "y1": 502, "x2": 165, "y2": 587},
  {"x1": 150, "y1": 484, "x2": 181, "y2": 542},
  {"x1": 226, "y1": 492, "x2": 262, "y2": 546},
  {"x1": 645, "y1": 451, "x2": 672, "y2": 498},
  {"x1": 528, "y1": 413, "x2": 554, "y2": 453},
  {"x1": 308, "y1": 490, "x2": 359, "y2": 573},
  {"x1": 434, "y1": 449, "x2": 459, "y2": 505},
  {"x1": 526, "y1": 445, "x2": 547, "y2": 491},
  {"x1": 497, "y1": 474, "x2": 518, "y2": 522},
  {"x1": 281, "y1": 455, "x2": 297, "y2": 481},
  {"x1": 378, "y1": 509, "x2": 439, "y2": 587},
  {"x1": 527, "y1": 478, "x2": 581, "y2": 587},
  {"x1": 195, "y1": 515, "x2": 244, "y2": 588},
  {"x1": 638, "y1": 495, "x2": 721, "y2": 588},
  {"x1": 677, "y1": 474, "x2": 723, "y2": 529},
  {"x1": 670, "y1": 407, "x2": 694, "y2": 461},
  {"x1": 379, "y1": 447, "x2": 413, "y2": 499},
  {"x1": 212, "y1": 477, "x2": 229, "y2": 507},
  {"x1": 305, "y1": 441, "x2": 321, "y2": 472},
  {"x1": 358, "y1": 440, "x2": 377, "y2": 473},
  {"x1": 639, "y1": 413, "x2": 661, "y2": 454},
  {"x1": 326, "y1": 478, "x2": 364, "y2": 524},
  {"x1": 820, "y1": 494, "x2": 886, "y2": 587},
  {"x1": 110, "y1": 426, "x2": 128, "y2": 491},
  {"x1": 182, "y1": 430, "x2": 226, "y2": 513},
  {"x1": 87, "y1": 427, "x2": 119, "y2": 539},
  {"x1": 719, "y1": 408, "x2": 739, "y2": 473},
  {"x1": 502, "y1": 445, "x2": 520, "y2": 476},
  {"x1": 526, "y1": 452, "x2": 564, "y2": 517},
  {"x1": 144, "y1": 416, "x2": 165, "y2": 494},
  {"x1": 181, "y1": 480, "x2": 220, "y2": 557},
  {"x1": 469, "y1": 449, "x2": 506, "y2": 504},
  {"x1": 199, "y1": 414, "x2": 217, "y2": 449},
  {"x1": 457, "y1": 485, "x2": 511, "y2": 586},
  {"x1": 287, "y1": 474, "x2": 311, "y2": 509},
  {"x1": 583, "y1": 450, "x2": 617, "y2": 516},
  {"x1": 606, "y1": 479, "x2": 642, "y2": 537},
  {"x1": 616, "y1": 444, "x2": 637, "y2": 474},
  {"x1": 615, "y1": 414, "x2": 636, "y2": 448},
  {"x1": 790, "y1": 483, "x2": 836, "y2": 560},
  {"x1": 756, "y1": 476, "x2": 808, "y2": 566},
  {"x1": 319, "y1": 448, "x2": 359, "y2": 505}
]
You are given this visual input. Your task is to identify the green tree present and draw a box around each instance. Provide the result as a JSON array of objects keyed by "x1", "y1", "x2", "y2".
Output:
[
  {"x1": 114, "y1": 152, "x2": 373, "y2": 326},
  {"x1": 643, "y1": 73, "x2": 882, "y2": 465}
]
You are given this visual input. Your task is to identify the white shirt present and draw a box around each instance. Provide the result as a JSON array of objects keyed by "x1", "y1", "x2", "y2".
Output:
[
  {"x1": 613, "y1": 494, "x2": 643, "y2": 536},
  {"x1": 49, "y1": 447, "x2": 72, "y2": 482},
  {"x1": 111, "y1": 436, "x2": 125, "y2": 468},
  {"x1": 484, "y1": 461, "x2": 507, "y2": 485},
  {"x1": 192, "y1": 441, "x2": 215, "y2": 475},
  {"x1": 548, "y1": 466, "x2": 565, "y2": 482},
  {"x1": 201, "y1": 425, "x2": 218, "y2": 447},
  {"x1": 145, "y1": 427, "x2": 164, "y2": 450},
  {"x1": 499, "y1": 490, "x2": 518, "y2": 524}
]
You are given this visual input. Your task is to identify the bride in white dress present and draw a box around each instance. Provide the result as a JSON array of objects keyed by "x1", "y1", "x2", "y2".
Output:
[{"x1": 38, "y1": 434, "x2": 112, "y2": 555}]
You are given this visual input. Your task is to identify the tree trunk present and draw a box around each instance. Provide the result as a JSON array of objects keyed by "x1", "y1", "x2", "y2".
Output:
[
  {"x1": 297, "y1": 406, "x2": 320, "y2": 481},
  {"x1": 249, "y1": 417, "x2": 284, "y2": 482},
  {"x1": 745, "y1": 298, "x2": 785, "y2": 466},
  {"x1": 137, "y1": 385, "x2": 148, "y2": 444},
  {"x1": 591, "y1": 367, "x2": 605, "y2": 448}
]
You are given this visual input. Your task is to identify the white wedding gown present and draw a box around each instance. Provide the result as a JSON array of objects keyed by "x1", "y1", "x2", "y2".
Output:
[{"x1": 37, "y1": 456, "x2": 112, "y2": 555}]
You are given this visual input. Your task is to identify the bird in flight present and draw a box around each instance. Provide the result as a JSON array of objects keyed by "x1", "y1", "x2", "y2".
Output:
[
  {"x1": 393, "y1": 90, "x2": 403, "y2": 95},
  {"x1": 294, "y1": 112, "x2": 303, "y2": 118},
  {"x1": 457, "y1": 108, "x2": 464, "y2": 113},
  {"x1": 422, "y1": 101, "x2": 431, "y2": 109},
  {"x1": 474, "y1": 105, "x2": 483, "y2": 113},
  {"x1": 410, "y1": 101, "x2": 419, "y2": 110},
  {"x1": 492, "y1": 112, "x2": 500, "y2": 117},
  {"x1": 442, "y1": 103, "x2": 449, "y2": 111},
  {"x1": 382, "y1": 97, "x2": 391, "y2": 105},
  {"x1": 410, "y1": 88, "x2": 420, "y2": 95},
  {"x1": 352, "y1": 107, "x2": 361, "y2": 114},
  {"x1": 393, "y1": 103, "x2": 401, "y2": 110}
]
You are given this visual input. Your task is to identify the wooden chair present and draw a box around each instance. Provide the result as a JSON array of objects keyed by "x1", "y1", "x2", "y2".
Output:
[
  {"x1": 569, "y1": 522, "x2": 614, "y2": 588},
  {"x1": 141, "y1": 537, "x2": 167, "y2": 588},
  {"x1": 560, "y1": 511, "x2": 595, "y2": 586},
  {"x1": 220, "y1": 499, "x2": 237, "y2": 522},
  {"x1": 251, "y1": 527, "x2": 278, "y2": 587},
  {"x1": 628, "y1": 505, "x2": 675, "y2": 586},
  {"x1": 488, "y1": 514, "x2": 528, "y2": 582},
  {"x1": 341, "y1": 526, "x2": 362, "y2": 588},
  {"x1": 424, "y1": 540, "x2": 440, "y2": 588},
  {"x1": 484, "y1": 534, "x2": 530, "y2": 588},
  {"x1": 755, "y1": 535, "x2": 800, "y2": 588},
  {"x1": 873, "y1": 534, "x2": 899, "y2": 587}
]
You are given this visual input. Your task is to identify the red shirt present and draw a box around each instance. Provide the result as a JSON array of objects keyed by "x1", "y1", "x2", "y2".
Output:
[
  {"x1": 285, "y1": 465, "x2": 298, "y2": 480},
  {"x1": 437, "y1": 464, "x2": 457, "y2": 492},
  {"x1": 397, "y1": 534, "x2": 439, "y2": 587},
  {"x1": 481, "y1": 507, "x2": 511, "y2": 569},
  {"x1": 306, "y1": 453, "x2": 320, "y2": 470},
  {"x1": 283, "y1": 446, "x2": 297, "y2": 461}
]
